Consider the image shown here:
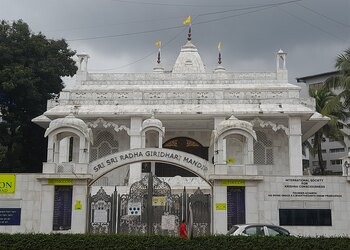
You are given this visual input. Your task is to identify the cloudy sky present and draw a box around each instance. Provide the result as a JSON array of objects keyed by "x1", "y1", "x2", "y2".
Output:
[{"x1": 1, "y1": 0, "x2": 349, "y2": 89}]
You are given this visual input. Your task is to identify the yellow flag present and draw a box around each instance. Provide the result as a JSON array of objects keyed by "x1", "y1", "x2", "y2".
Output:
[
  {"x1": 183, "y1": 16, "x2": 191, "y2": 25},
  {"x1": 218, "y1": 41, "x2": 221, "y2": 50},
  {"x1": 155, "y1": 41, "x2": 161, "y2": 47}
]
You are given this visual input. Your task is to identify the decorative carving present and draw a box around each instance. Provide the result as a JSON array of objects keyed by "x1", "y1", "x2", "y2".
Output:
[
  {"x1": 250, "y1": 117, "x2": 289, "y2": 135},
  {"x1": 96, "y1": 93, "x2": 108, "y2": 100},
  {"x1": 145, "y1": 92, "x2": 162, "y2": 99},
  {"x1": 228, "y1": 92, "x2": 240, "y2": 99},
  {"x1": 250, "y1": 92, "x2": 262, "y2": 99},
  {"x1": 170, "y1": 92, "x2": 185, "y2": 99},
  {"x1": 116, "y1": 92, "x2": 129, "y2": 99},
  {"x1": 87, "y1": 118, "x2": 130, "y2": 134},
  {"x1": 271, "y1": 91, "x2": 283, "y2": 98},
  {"x1": 197, "y1": 92, "x2": 209, "y2": 99}
]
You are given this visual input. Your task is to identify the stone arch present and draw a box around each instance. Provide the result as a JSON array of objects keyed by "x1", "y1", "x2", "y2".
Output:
[{"x1": 88, "y1": 148, "x2": 214, "y2": 186}]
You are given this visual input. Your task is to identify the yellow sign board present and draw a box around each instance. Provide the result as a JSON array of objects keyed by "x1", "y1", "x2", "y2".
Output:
[
  {"x1": 152, "y1": 196, "x2": 166, "y2": 206},
  {"x1": 74, "y1": 200, "x2": 82, "y2": 210},
  {"x1": 220, "y1": 180, "x2": 245, "y2": 186},
  {"x1": 0, "y1": 174, "x2": 16, "y2": 193},
  {"x1": 48, "y1": 179, "x2": 73, "y2": 185},
  {"x1": 216, "y1": 203, "x2": 226, "y2": 210}
]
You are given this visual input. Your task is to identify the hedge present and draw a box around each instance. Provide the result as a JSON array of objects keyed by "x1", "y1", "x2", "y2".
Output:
[{"x1": 0, "y1": 234, "x2": 350, "y2": 250}]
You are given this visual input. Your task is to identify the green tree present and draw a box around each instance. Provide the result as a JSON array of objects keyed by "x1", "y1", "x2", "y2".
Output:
[
  {"x1": 325, "y1": 48, "x2": 350, "y2": 107},
  {"x1": 309, "y1": 86, "x2": 348, "y2": 175},
  {"x1": 0, "y1": 20, "x2": 77, "y2": 172}
]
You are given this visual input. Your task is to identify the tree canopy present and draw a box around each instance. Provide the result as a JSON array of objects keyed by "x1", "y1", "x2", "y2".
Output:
[
  {"x1": 0, "y1": 20, "x2": 77, "y2": 172},
  {"x1": 308, "y1": 47, "x2": 350, "y2": 175}
]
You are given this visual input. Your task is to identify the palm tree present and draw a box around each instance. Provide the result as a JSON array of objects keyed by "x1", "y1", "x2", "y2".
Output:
[
  {"x1": 325, "y1": 48, "x2": 350, "y2": 108},
  {"x1": 309, "y1": 86, "x2": 348, "y2": 175}
]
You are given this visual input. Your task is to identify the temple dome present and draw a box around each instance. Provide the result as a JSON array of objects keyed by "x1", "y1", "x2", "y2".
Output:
[
  {"x1": 44, "y1": 113, "x2": 92, "y2": 142},
  {"x1": 142, "y1": 115, "x2": 163, "y2": 131},
  {"x1": 216, "y1": 116, "x2": 256, "y2": 140},
  {"x1": 172, "y1": 41, "x2": 205, "y2": 73}
]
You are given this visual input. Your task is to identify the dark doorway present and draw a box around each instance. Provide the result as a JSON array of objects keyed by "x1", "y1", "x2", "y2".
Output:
[
  {"x1": 227, "y1": 186, "x2": 245, "y2": 230},
  {"x1": 155, "y1": 137, "x2": 208, "y2": 177}
]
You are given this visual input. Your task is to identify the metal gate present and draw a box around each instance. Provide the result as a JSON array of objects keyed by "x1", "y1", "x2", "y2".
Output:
[
  {"x1": 87, "y1": 187, "x2": 118, "y2": 233},
  {"x1": 88, "y1": 173, "x2": 211, "y2": 236},
  {"x1": 118, "y1": 172, "x2": 182, "y2": 235},
  {"x1": 188, "y1": 187, "x2": 211, "y2": 237}
]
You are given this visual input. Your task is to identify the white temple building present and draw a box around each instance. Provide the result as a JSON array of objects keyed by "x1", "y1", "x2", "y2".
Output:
[{"x1": 2, "y1": 31, "x2": 350, "y2": 236}]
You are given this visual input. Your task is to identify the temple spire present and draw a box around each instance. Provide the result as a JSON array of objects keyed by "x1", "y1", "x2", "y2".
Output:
[
  {"x1": 188, "y1": 24, "x2": 192, "y2": 41},
  {"x1": 214, "y1": 41, "x2": 226, "y2": 73},
  {"x1": 217, "y1": 41, "x2": 222, "y2": 64},
  {"x1": 153, "y1": 41, "x2": 164, "y2": 72},
  {"x1": 157, "y1": 48, "x2": 161, "y2": 64}
]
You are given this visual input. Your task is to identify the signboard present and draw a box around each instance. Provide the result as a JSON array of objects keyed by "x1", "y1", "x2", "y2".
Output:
[
  {"x1": 128, "y1": 202, "x2": 141, "y2": 215},
  {"x1": 266, "y1": 178, "x2": 343, "y2": 200},
  {"x1": 0, "y1": 174, "x2": 16, "y2": 194},
  {"x1": 74, "y1": 200, "x2": 82, "y2": 210},
  {"x1": 152, "y1": 196, "x2": 166, "y2": 206},
  {"x1": 94, "y1": 210, "x2": 108, "y2": 223},
  {"x1": 0, "y1": 208, "x2": 21, "y2": 225},
  {"x1": 48, "y1": 179, "x2": 73, "y2": 185},
  {"x1": 89, "y1": 148, "x2": 214, "y2": 182},
  {"x1": 220, "y1": 180, "x2": 245, "y2": 186},
  {"x1": 161, "y1": 215, "x2": 176, "y2": 230},
  {"x1": 216, "y1": 203, "x2": 227, "y2": 210}
]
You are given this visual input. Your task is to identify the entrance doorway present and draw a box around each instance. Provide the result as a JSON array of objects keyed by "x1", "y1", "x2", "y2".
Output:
[
  {"x1": 227, "y1": 186, "x2": 245, "y2": 230},
  {"x1": 153, "y1": 137, "x2": 209, "y2": 177}
]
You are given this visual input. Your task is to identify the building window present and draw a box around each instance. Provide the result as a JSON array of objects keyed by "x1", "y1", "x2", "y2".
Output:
[
  {"x1": 330, "y1": 148, "x2": 345, "y2": 153},
  {"x1": 331, "y1": 159, "x2": 342, "y2": 165},
  {"x1": 53, "y1": 186, "x2": 73, "y2": 231},
  {"x1": 254, "y1": 131, "x2": 273, "y2": 165},
  {"x1": 90, "y1": 131, "x2": 119, "y2": 162},
  {"x1": 321, "y1": 149, "x2": 327, "y2": 153},
  {"x1": 279, "y1": 209, "x2": 331, "y2": 226}
]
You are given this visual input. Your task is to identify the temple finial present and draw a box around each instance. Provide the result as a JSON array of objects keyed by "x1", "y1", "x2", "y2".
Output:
[
  {"x1": 217, "y1": 41, "x2": 222, "y2": 64},
  {"x1": 187, "y1": 24, "x2": 192, "y2": 41},
  {"x1": 157, "y1": 49, "x2": 161, "y2": 64}
]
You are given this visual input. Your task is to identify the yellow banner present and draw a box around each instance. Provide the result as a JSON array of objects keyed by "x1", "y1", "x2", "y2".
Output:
[
  {"x1": 48, "y1": 179, "x2": 73, "y2": 185},
  {"x1": 220, "y1": 180, "x2": 245, "y2": 186},
  {"x1": 216, "y1": 203, "x2": 226, "y2": 210},
  {"x1": 0, "y1": 174, "x2": 16, "y2": 193},
  {"x1": 152, "y1": 196, "x2": 166, "y2": 206}
]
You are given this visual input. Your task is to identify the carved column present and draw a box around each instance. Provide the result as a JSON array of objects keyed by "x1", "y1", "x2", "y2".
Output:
[
  {"x1": 129, "y1": 117, "x2": 143, "y2": 184},
  {"x1": 288, "y1": 117, "x2": 303, "y2": 175}
]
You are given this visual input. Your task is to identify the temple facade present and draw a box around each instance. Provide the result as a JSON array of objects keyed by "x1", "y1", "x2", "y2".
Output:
[{"x1": 2, "y1": 33, "x2": 350, "y2": 236}]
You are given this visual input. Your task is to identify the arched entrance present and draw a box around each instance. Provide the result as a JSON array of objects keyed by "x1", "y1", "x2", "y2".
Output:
[
  {"x1": 87, "y1": 148, "x2": 213, "y2": 236},
  {"x1": 152, "y1": 137, "x2": 209, "y2": 177}
]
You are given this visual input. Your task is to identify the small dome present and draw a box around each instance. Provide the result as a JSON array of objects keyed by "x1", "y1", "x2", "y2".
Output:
[
  {"x1": 142, "y1": 115, "x2": 163, "y2": 131},
  {"x1": 44, "y1": 113, "x2": 92, "y2": 142},
  {"x1": 277, "y1": 49, "x2": 286, "y2": 54},
  {"x1": 213, "y1": 65, "x2": 226, "y2": 73},
  {"x1": 172, "y1": 41, "x2": 205, "y2": 73},
  {"x1": 216, "y1": 116, "x2": 256, "y2": 140}
]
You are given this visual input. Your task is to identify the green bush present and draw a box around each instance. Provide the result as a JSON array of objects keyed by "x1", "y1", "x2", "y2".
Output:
[{"x1": 0, "y1": 234, "x2": 350, "y2": 250}]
